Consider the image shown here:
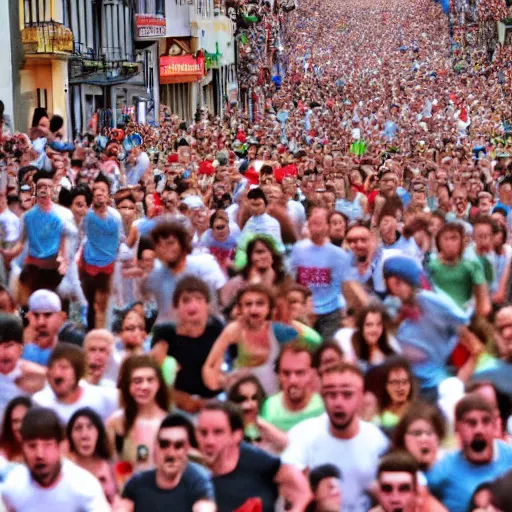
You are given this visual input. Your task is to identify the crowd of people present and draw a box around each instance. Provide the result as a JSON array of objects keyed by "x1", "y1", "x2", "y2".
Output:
[{"x1": 2, "y1": 0, "x2": 512, "y2": 509}]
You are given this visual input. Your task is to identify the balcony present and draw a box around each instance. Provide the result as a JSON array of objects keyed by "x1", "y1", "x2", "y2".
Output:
[{"x1": 21, "y1": 21, "x2": 74, "y2": 60}]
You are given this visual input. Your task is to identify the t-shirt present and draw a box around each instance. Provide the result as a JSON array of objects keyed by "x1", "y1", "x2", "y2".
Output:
[
  {"x1": 122, "y1": 463, "x2": 214, "y2": 511},
  {"x1": 394, "y1": 290, "x2": 470, "y2": 390},
  {"x1": 290, "y1": 240, "x2": 352, "y2": 315},
  {"x1": 427, "y1": 258, "x2": 485, "y2": 308},
  {"x1": 261, "y1": 392, "x2": 325, "y2": 432},
  {"x1": 33, "y1": 381, "x2": 119, "y2": 424},
  {"x1": 83, "y1": 208, "x2": 123, "y2": 267},
  {"x1": 0, "y1": 208, "x2": 20, "y2": 243},
  {"x1": 213, "y1": 442, "x2": 281, "y2": 512},
  {"x1": 22, "y1": 342, "x2": 52, "y2": 366},
  {"x1": 427, "y1": 441, "x2": 512, "y2": 512},
  {"x1": 151, "y1": 317, "x2": 224, "y2": 397},
  {"x1": 241, "y1": 213, "x2": 284, "y2": 249},
  {"x1": 199, "y1": 230, "x2": 238, "y2": 263},
  {"x1": 23, "y1": 204, "x2": 65, "y2": 259},
  {"x1": 144, "y1": 253, "x2": 227, "y2": 324},
  {"x1": 1, "y1": 458, "x2": 110, "y2": 512},
  {"x1": 282, "y1": 414, "x2": 389, "y2": 512}
]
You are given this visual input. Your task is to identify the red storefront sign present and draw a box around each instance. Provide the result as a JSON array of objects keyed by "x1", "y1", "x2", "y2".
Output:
[
  {"x1": 160, "y1": 54, "x2": 205, "y2": 84},
  {"x1": 135, "y1": 14, "x2": 166, "y2": 40}
]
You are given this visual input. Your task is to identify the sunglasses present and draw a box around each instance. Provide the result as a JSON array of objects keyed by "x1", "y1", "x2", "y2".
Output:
[
  {"x1": 157, "y1": 438, "x2": 187, "y2": 450},
  {"x1": 380, "y1": 483, "x2": 413, "y2": 494}
]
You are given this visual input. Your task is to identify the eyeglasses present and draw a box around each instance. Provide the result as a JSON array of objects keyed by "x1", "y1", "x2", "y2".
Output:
[
  {"x1": 387, "y1": 379, "x2": 410, "y2": 387},
  {"x1": 406, "y1": 429, "x2": 435, "y2": 438},
  {"x1": 157, "y1": 438, "x2": 187, "y2": 450},
  {"x1": 380, "y1": 483, "x2": 413, "y2": 494}
]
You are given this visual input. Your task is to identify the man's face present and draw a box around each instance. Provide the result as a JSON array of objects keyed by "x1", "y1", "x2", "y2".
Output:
[
  {"x1": 176, "y1": 291, "x2": 208, "y2": 325},
  {"x1": 379, "y1": 173, "x2": 398, "y2": 195},
  {"x1": 346, "y1": 227, "x2": 371, "y2": 261},
  {"x1": 248, "y1": 198, "x2": 266, "y2": 217},
  {"x1": 315, "y1": 477, "x2": 342, "y2": 512},
  {"x1": 28, "y1": 311, "x2": 63, "y2": 349},
  {"x1": 85, "y1": 337, "x2": 111, "y2": 382},
  {"x1": 20, "y1": 191, "x2": 34, "y2": 211},
  {"x1": 279, "y1": 350, "x2": 313, "y2": 406},
  {"x1": 196, "y1": 410, "x2": 242, "y2": 468},
  {"x1": 239, "y1": 291, "x2": 271, "y2": 329},
  {"x1": 378, "y1": 471, "x2": 417, "y2": 512},
  {"x1": 321, "y1": 371, "x2": 363, "y2": 433},
  {"x1": 155, "y1": 426, "x2": 189, "y2": 481},
  {"x1": 48, "y1": 358, "x2": 78, "y2": 399},
  {"x1": 438, "y1": 229, "x2": 462, "y2": 261},
  {"x1": 457, "y1": 409, "x2": 495, "y2": 464},
  {"x1": 71, "y1": 194, "x2": 89, "y2": 220},
  {"x1": 286, "y1": 290, "x2": 306, "y2": 321},
  {"x1": 92, "y1": 182, "x2": 109, "y2": 208},
  {"x1": 308, "y1": 209, "x2": 329, "y2": 244},
  {"x1": 121, "y1": 311, "x2": 147, "y2": 350},
  {"x1": 35, "y1": 179, "x2": 53, "y2": 201},
  {"x1": 155, "y1": 235, "x2": 183, "y2": 267},
  {"x1": 22, "y1": 438, "x2": 62, "y2": 488},
  {"x1": 479, "y1": 197, "x2": 492, "y2": 215},
  {"x1": 452, "y1": 190, "x2": 468, "y2": 214},
  {"x1": 0, "y1": 341, "x2": 22, "y2": 374}
]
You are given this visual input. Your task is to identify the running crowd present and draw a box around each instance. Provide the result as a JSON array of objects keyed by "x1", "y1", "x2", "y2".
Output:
[{"x1": 2, "y1": 0, "x2": 512, "y2": 509}]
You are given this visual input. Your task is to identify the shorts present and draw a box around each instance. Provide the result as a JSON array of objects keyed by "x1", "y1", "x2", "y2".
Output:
[
  {"x1": 19, "y1": 263, "x2": 63, "y2": 293},
  {"x1": 79, "y1": 260, "x2": 114, "y2": 294}
]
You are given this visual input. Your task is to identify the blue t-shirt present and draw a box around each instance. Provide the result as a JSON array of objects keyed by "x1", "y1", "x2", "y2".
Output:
[
  {"x1": 290, "y1": 240, "x2": 351, "y2": 315},
  {"x1": 23, "y1": 205, "x2": 64, "y2": 259},
  {"x1": 22, "y1": 343, "x2": 51, "y2": 366},
  {"x1": 427, "y1": 441, "x2": 512, "y2": 512},
  {"x1": 395, "y1": 290, "x2": 470, "y2": 390},
  {"x1": 83, "y1": 209, "x2": 122, "y2": 266}
]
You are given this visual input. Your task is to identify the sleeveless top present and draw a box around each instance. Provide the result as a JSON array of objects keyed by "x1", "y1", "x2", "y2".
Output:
[
  {"x1": 235, "y1": 324, "x2": 281, "y2": 396},
  {"x1": 335, "y1": 192, "x2": 365, "y2": 221}
]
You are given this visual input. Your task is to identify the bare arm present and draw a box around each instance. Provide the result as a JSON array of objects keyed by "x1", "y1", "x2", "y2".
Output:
[
  {"x1": 274, "y1": 463, "x2": 312, "y2": 512},
  {"x1": 473, "y1": 283, "x2": 491, "y2": 318},
  {"x1": 151, "y1": 340, "x2": 168, "y2": 366},
  {"x1": 125, "y1": 224, "x2": 139, "y2": 249},
  {"x1": 202, "y1": 322, "x2": 239, "y2": 391},
  {"x1": 343, "y1": 280, "x2": 370, "y2": 312}
]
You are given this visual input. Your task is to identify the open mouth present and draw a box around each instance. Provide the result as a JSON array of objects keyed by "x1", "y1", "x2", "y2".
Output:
[
  {"x1": 471, "y1": 439, "x2": 488, "y2": 453},
  {"x1": 420, "y1": 447, "x2": 430, "y2": 455},
  {"x1": 53, "y1": 377, "x2": 64, "y2": 386}
]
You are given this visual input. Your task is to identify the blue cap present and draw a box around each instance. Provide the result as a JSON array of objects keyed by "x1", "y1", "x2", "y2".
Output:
[{"x1": 383, "y1": 255, "x2": 422, "y2": 288}]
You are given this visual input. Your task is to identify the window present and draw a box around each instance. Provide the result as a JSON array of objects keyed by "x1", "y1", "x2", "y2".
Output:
[
  {"x1": 37, "y1": 88, "x2": 48, "y2": 109},
  {"x1": 24, "y1": 0, "x2": 51, "y2": 25}
]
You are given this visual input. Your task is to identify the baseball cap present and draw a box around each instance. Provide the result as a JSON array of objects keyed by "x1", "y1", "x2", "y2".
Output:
[{"x1": 28, "y1": 289, "x2": 62, "y2": 313}]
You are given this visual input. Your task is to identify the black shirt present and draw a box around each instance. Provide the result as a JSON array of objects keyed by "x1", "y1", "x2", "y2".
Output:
[
  {"x1": 213, "y1": 442, "x2": 281, "y2": 512},
  {"x1": 122, "y1": 463, "x2": 214, "y2": 511},
  {"x1": 152, "y1": 316, "x2": 224, "y2": 398}
]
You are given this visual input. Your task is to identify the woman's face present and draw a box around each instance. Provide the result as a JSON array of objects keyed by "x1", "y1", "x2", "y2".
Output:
[
  {"x1": 121, "y1": 311, "x2": 147, "y2": 350},
  {"x1": 329, "y1": 214, "x2": 346, "y2": 241},
  {"x1": 129, "y1": 367, "x2": 160, "y2": 406},
  {"x1": 362, "y1": 311, "x2": 384, "y2": 346},
  {"x1": 250, "y1": 241, "x2": 274, "y2": 272},
  {"x1": 212, "y1": 218, "x2": 229, "y2": 242},
  {"x1": 404, "y1": 418, "x2": 440, "y2": 468},
  {"x1": 71, "y1": 416, "x2": 99, "y2": 458},
  {"x1": 11, "y1": 404, "x2": 29, "y2": 444},
  {"x1": 386, "y1": 368, "x2": 411, "y2": 406},
  {"x1": 71, "y1": 194, "x2": 89, "y2": 220},
  {"x1": 236, "y1": 381, "x2": 259, "y2": 424}
]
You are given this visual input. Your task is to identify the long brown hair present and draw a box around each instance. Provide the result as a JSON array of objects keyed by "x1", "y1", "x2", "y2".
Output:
[
  {"x1": 117, "y1": 355, "x2": 171, "y2": 434},
  {"x1": 351, "y1": 303, "x2": 395, "y2": 362},
  {"x1": 0, "y1": 396, "x2": 32, "y2": 460}
]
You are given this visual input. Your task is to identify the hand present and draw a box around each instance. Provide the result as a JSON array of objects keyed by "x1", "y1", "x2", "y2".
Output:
[{"x1": 57, "y1": 254, "x2": 68, "y2": 276}]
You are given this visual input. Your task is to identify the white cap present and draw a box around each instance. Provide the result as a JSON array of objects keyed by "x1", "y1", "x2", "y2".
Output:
[{"x1": 28, "y1": 289, "x2": 62, "y2": 313}]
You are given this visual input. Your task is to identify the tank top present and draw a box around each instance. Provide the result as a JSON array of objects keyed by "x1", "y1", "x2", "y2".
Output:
[
  {"x1": 335, "y1": 192, "x2": 365, "y2": 221},
  {"x1": 236, "y1": 324, "x2": 281, "y2": 395}
]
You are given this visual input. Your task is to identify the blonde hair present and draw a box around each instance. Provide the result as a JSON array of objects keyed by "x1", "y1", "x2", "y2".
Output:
[{"x1": 83, "y1": 329, "x2": 114, "y2": 352}]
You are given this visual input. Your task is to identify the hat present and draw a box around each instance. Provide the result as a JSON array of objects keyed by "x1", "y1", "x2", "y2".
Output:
[
  {"x1": 0, "y1": 313, "x2": 23, "y2": 343},
  {"x1": 216, "y1": 151, "x2": 228, "y2": 166},
  {"x1": 181, "y1": 195, "x2": 205, "y2": 209},
  {"x1": 383, "y1": 255, "x2": 422, "y2": 288},
  {"x1": 28, "y1": 289, "x2": 62, "y2": 313}
]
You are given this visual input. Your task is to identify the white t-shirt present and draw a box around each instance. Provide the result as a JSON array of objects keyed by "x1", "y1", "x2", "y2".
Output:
[
  {"x1": 33, "y1": 381, "x2": 119, "y2": 424},
  {"x1": 0, "y1": 208, "x2": 21, "y2": 243},
  {"x1": 282, "y1": 413, "x2": 389, "y2": 512},
  {"x1": 2, "y1": 458, "x2": 110, "y2": 512}
]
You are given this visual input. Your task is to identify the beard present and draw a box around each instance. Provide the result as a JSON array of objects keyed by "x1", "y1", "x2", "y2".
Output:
[
  {"x1": 31, "y1": 460, "x2": 61, "y2": 488},
  {"x1": 328, "y1": 411, "x2": 354, "y2": 431}
]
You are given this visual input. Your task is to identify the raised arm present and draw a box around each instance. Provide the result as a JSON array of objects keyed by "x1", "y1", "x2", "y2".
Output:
[{"x1": 274, "y1": 463, "x2": 312, "y2": 512}]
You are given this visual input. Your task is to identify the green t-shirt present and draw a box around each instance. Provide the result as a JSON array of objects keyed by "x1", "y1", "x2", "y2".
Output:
[
  {"x1": 260, "y1": 392, "x2": 325, "y2": 432},
  {"x1": 427, "y1": 258, "x2": 485, "y2": 308}
]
